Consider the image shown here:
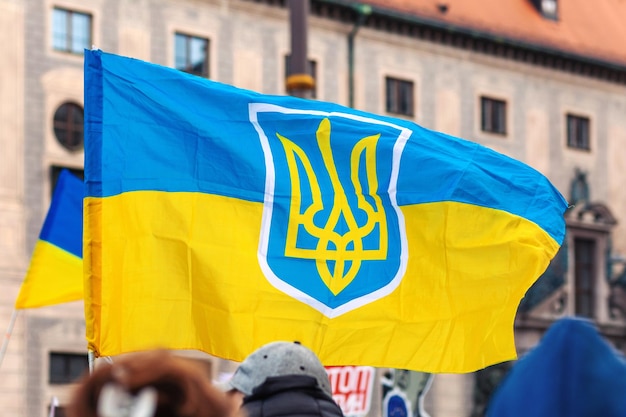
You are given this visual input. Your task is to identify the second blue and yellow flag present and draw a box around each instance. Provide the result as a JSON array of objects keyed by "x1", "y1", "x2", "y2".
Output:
[
  {"x1": 16, "y1": 169, "x2": 83, "y2": 309},
  {"x1": 84, "y1": 50, "x2": 567, "y2": 372}
]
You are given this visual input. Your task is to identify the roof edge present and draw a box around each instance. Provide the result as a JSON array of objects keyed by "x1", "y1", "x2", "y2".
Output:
[{"x1": 314, "y1": 0, "x2": 626, "y2": 74}]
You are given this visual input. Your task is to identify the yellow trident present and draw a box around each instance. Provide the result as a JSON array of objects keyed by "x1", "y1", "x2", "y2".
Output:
[{"x1": 276, "y1": 118, "x2": 388, "y2": 295}]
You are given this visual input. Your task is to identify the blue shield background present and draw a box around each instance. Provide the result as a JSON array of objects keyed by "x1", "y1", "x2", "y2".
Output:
[{"x1": 255, "y1": 110, "x2": 407, "y2": 310}]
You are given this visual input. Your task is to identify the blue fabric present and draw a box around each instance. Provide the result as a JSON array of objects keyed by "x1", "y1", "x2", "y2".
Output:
[
  {"x1": 487, "y1": 317, "x2": 626, "y2": 417},
  {"x1": 84, "y1": 50, "x2": 567, "y2": 244},
  {"x1": 39, "y1": 169, "x2": 84, "y2": 258}
]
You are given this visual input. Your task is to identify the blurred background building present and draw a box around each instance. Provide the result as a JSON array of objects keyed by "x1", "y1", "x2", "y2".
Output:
[{"x1": 1, "y1": 0, "x2": 625, "y2": 416}]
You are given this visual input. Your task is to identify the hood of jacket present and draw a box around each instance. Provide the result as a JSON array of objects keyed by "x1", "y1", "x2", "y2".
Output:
[{"x1": 242, "y1": 375, "x2": 344, "y2": 417}]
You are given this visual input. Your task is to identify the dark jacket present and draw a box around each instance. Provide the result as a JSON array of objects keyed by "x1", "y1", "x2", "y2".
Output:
[{"x1": 242, "y1": 375, "x2": 344, "y2": 417}]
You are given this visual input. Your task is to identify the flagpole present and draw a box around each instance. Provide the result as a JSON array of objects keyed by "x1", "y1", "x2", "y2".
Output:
[
  {"x1": 286, "y1": 0, "x2": 314, "y2": 98},
  {"x1": 48, "y1": 396, "x2": 59, "y2": 417},
  {"x1": 0, "y1": 309, "x2": 19, "y2": 371},
  {"x1": 88, "y1": 349, "x2": 96, "y2": 374}
]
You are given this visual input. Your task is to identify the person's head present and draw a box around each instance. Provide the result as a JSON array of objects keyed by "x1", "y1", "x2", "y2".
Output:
[
  {"x1": 224, "y1": 341, "x2": 332, "y2": 397},
  {"x1": 67, "y1": 350, "x2": 244, "y2": 417}
]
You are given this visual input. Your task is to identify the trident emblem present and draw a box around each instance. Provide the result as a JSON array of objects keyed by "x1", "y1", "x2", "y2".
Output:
[
  {"x1": 250, "y1": 104, "x2": 409, "y2": 316},
  {"x1": 277, "y1": 118, "x2": 387, "y2": 295}
]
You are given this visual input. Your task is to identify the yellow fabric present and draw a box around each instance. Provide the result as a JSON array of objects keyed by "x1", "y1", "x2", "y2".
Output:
[
  {"x1": 15, "y1": 240, "x2": 83, "y2": 309},
  {"x1": 85, "y1": 191, "x2": 559, "y2": 373}
]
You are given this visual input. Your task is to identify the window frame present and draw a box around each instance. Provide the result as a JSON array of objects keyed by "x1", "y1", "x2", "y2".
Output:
[
  {"x1": 565, "y1": 221, "x2": 612, "y2": 322},
  {"x1": 385, "y1": 76, "x2": 415, "y2": 117},
  {"x1": 174, "y1": 32, "x2": 210, "y2": 78},
  {"x1": 52, "y1": 101, "x2": 84, "y2": 152},
  {"x1": 49, "y1": 352, "x2": 88, "y2": 385},
  {"x1": 566, "y1": 113, "x2": 591, "y2": 151},
  {"x1": 52, "y1": 7, "x2": 93, "y2": 55},
  {"x1": 480, "y1": 96, "x2": 507, "y2": 135},
  {"x1": 573, "y1": 237, "x2": 597, "y2": 318}
]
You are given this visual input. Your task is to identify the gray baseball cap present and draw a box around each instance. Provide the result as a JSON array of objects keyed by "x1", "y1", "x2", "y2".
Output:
[{"x1": 224, "y1": 341, "x2": 331, "y2": 396}]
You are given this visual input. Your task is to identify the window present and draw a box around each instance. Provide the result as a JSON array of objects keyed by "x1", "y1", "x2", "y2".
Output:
[
  {"x1": 567, "y1": 114, "x2": 590, "y2": 150},
  {"x1": 48, "y1": 405, "x2": 66, "y2": 417},
  {"x1": 285, "y1": 55, "x2": 317, "y2": 98},
  {"x1": 49, "y1": 352, "x2": 88, "y2": 384},
  {"x1": 480, "y1": 97, "x2": 507, "y2": 135},
  {"x1": 574, "y1": 237, "x2": 596, "y2": 317},
  {"x1": 385, "y1": 77, "x2": 414, "y2": 116},
  {"x1": 52, "y1": 8, "x2": 92, "y2": 54},
  {"x1": 175, "y1": 33, "x2": 209, "y2": 77},
  {"x1": 53, "y1": 102, "x2": 84, "y2": 152}
]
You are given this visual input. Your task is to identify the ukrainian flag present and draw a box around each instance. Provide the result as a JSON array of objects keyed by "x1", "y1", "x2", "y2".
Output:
[
  {"x1": 15, "y1": 169, "x2": 83, "y2": 309},
  {"x1": 84, "y1": 50, "x2": 567, "y2": 373}
]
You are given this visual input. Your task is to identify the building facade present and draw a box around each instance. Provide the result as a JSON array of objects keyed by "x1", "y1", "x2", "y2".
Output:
[{"x1": 1, "y1": 0, "x2": 625, "y2": 416}]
